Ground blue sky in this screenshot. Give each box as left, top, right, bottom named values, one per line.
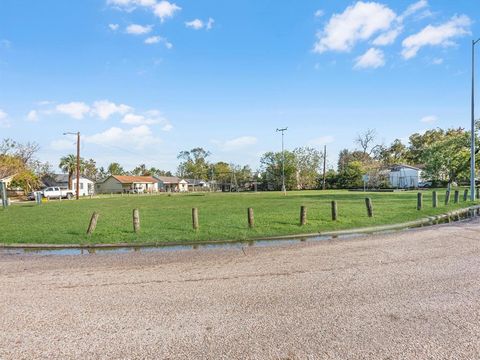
left=0, top=0, right=479, bottom=172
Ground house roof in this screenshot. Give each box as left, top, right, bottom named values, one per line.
left=390, top=164, right=422, bottom=171
left=42, top=174, right=95, bottom=186
left=112, top=175, right=157, bottom=184
left=0, top=174, right=16, bottom=182
left=154, top=176, right=180, bottom=184
left=186, top=179, right=208, bottom=185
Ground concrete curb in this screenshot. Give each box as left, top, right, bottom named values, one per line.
left=1, top=205, right=479, bottom=250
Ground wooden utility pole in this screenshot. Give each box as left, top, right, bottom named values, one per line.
left=322, top=145, right=327, bottom=190
left=76, top=132, right=80, bottom=200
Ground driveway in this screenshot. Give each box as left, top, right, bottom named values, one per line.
left=1, top=220, right=480, bottom=359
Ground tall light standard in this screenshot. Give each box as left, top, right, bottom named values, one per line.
left=471, top=38, right=480, bottom=201
left=276, top=127, right=288, bottom=195
left=63, top=131, right=80, bottom=200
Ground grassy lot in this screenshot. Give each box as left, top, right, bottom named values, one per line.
left=0, top=189, right=476, bottom=245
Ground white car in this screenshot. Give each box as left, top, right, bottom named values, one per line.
left=41, top=187, right=76, bottom=199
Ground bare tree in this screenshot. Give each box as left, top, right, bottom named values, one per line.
left=355, top=129, right=381, bottom=156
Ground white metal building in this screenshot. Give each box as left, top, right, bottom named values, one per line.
left=389, top=165, right=423, bottom=188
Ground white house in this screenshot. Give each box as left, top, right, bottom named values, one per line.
left=96, top=175, right=158, bottom=194
left=42, top=174, right=95, bottom=196
left=154, top=176, right=189, bottom=192
left=389, top=165, right=423, bottom=188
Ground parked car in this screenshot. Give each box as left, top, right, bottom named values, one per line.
left=418, top=181, right=433, bottom=188
left=27, top=190, right=42, bottom=201
left=40, top=187, right=76, bottom=199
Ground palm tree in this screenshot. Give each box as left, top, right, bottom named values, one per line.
left=59, top=154, right=77, bottom=189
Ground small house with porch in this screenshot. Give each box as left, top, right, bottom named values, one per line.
left=154, top=176, right=188, bottom=192
left=96, top=175, right=158, bottom=194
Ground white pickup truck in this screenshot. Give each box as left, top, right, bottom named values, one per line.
left=41, top=187, right=76, bottom=200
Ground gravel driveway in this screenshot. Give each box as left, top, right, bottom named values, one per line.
left=1, top=220, right=480, bottom=359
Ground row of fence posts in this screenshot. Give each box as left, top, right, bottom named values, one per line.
left=84, top=198, right=376, bottom=236
left=416, top=189, right=476, bottom=211
left=85, top=190, right=477, bottom=236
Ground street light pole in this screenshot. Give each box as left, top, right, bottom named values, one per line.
left=64, top=131, right=81, bottom=200
left=276, top=127, right=288, bottom=195
left=471, top=39, right=480, bottom=201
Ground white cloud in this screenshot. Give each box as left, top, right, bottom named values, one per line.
left=402, top=15, right=471, bottom=59
left=432, top=57, right=443, bottom=65
left=313, top=1, right=396, bottom=53
left=126, top=24, right=152, bottom=35
left=206, top=18, right=215, bottom=30
left=26, top=110, right=39, bottom=122
left=185, top=18, right=214, bottom=31
left=121, top=111, right=172, bottom=130
left=354, top=47, right=385, bottom=69
left=0, top=109, right=10, bottom=128
left=50, top=138, right=76, bottom=151
left=307, top=136, right=335, bottom=147
left=420, top=115, right=437, bottom=123
left=314, top=9, right=324, bottom=18
left=107, top=0, right=156, bottom=10
left=153, top=1, right=181, bottom=22
left=185, top=19, right=204, bottom=30
left=372, top=26, right=403, bottom=46
left=109, top=23, right=119, bottom=31
left=0, top=39, right=11, bottom=48
left=107, top=0, right=180, bottom=22
left=84, top=125, right=161, bottom=149
left=215, top=136, right=258, bottom=151
left=91, top=100, right=132, bottom=120
left=145, top=36, right=161, bottom=44
left=144, top=35, right=173, bottom=48
left=37, top=100, right=54, bottom=106
left=56, top=102, right=91, bottom=120
left=400, top=0, right=428, bottom=21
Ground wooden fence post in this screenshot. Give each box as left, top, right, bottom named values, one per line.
left=445, top=190, right=450, bottom=205
left=454, top=190, right=459, bottom=204
left=247, top=208, right=254, bottom=228
left=192, top=208, right=199, bottom=230
left=0, top=182, right=8, bottom=208
left=464, top=189, right=469, bottom=202
left=417, top=193, right=423, bottom=210
left=365, top=198, right=373, bottom=217
left=300, top=206, right=307, bottom=226
left=86, top=212, right=99, bottom=236
left=331, top=201, right=338, bottom=221
left=432, top=191, right=438, bottom=208
left=133, top=209, right=140, bottom=233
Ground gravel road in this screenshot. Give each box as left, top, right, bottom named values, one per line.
left=1, top=220, right=480, bottom=359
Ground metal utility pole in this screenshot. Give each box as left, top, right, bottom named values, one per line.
left=276, top=127, right=288, bottom=195
left=471, top=38, right=480, bottom=201
left=322, top=145, right=327, bottom=190
left=64, top=131, right=81, bottom=200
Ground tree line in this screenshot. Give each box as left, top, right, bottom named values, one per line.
left=1, top=124, right=478, bottom=192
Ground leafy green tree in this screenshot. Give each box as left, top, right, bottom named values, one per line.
left=293, top=147, right=322, bottom=190
left=260, top=150, right=297, bottom=190
left=212, top=162, right=231, bottom=184
left=107, top=162, right=125, bottom=176
left=378, top=139, right=408, bottom=166
left=420, top=128, right=472, bottom=184
left=59, top=154, right=84, bottom=189
left=337, top=161, right=365, bottom=188
left=177, top=147, right=211, bottom=179
left=82, top=159, right=98, bottom=180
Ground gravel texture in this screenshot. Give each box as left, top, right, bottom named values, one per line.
left=1, top=220, right=480, bottom=359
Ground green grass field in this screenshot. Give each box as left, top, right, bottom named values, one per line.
left=0, top=189, right=475, bottom=245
